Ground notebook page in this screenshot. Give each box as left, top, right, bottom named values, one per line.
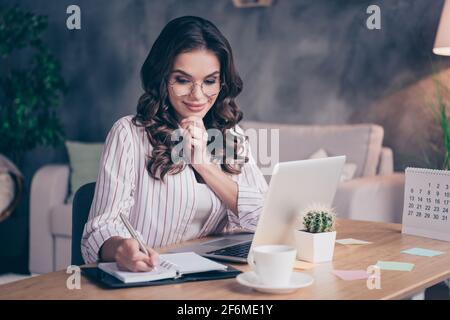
left=98, top=260, right=177, bottom=283
left=160, top=252, right=227, bottom=274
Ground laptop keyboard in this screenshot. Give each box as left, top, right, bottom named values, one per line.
left=206, top=241, right=251, bottom=258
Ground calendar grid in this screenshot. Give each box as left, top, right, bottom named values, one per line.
left=402, top=167, right=450, bottom=242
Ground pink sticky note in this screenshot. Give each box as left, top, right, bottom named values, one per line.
left=332, top=270, right=370, bottom=281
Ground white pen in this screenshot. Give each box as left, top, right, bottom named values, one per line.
left=119, top=212, right=157, bottom=270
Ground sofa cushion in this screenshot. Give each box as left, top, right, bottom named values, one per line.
left=309, top=148, right=357, bottom=182
left=0, top=173, right=14, bottom=221
left=0, top=154, right=23, bottom=223
left=50, top=204, right=73, bottom=237
left=65, top=141, right=103, bottom=203
left=240, top=121, right=384, bottom=178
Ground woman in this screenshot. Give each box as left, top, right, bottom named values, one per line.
left=81, top=16, right=268, bottom=272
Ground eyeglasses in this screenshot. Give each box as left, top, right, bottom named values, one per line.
left=168, top=76, right=224, bottom=98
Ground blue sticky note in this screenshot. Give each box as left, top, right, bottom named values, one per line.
left=376, top=261, right=415, bottom=271
left=401, top=248, right=444, bottom=257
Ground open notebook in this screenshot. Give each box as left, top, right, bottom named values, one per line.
left=98, top=252, right=228, bottom=284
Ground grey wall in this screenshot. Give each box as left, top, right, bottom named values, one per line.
left=4, top=0, right=450, bottom=182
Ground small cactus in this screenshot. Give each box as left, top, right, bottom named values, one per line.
left=299, top=204, right=336, bottom=233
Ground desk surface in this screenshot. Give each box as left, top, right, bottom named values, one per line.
left=2, top=219, right=450, bottom=300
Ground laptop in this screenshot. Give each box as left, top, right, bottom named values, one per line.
left=170, top=156, right=346, bottom=263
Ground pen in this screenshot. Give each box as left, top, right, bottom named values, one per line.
left=119, top=212, right=150, bottom=257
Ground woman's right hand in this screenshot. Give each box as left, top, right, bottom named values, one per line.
left=115, top=238, right=159, bottom=272
left=100, top=236, right=159, bottom=272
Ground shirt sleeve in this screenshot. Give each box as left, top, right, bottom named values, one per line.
left=81, top=119, right=136, bottom=264
left=224, top=125, right=269, bottom=232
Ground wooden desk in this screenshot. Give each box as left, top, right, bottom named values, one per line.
left=1, top=219, right=450, bottom=300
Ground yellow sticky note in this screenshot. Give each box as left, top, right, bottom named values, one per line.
left=336, top=238, right=371, bottom=245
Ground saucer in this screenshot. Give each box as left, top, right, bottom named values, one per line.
left=236, top=271, right=314, bottom=294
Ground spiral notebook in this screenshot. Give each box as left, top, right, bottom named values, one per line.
left=402, top=167, right=450, bottom=242
left=98, top=252, right=228, bottom=284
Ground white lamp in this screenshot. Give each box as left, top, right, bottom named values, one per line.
left=434, top=0, right=450, bottom=56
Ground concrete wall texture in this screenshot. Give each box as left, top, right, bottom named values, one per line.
left=3, top=0, right=450, bottom=178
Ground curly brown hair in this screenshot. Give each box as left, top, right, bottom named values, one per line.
left=132, top=16, right=248, bottom=181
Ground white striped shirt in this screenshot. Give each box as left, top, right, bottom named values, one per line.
left=184, top=182, right=213, bottom=239
left=81, top=115, right=268, bottom=264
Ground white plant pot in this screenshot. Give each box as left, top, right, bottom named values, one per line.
left=294, top=230, right=336, bottom=263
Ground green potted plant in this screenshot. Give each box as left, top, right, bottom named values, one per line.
left=294, top=204, right=337, bottom=263
left=431, top=77, right=450, bottom=170
left=0, top=5, right=66, bottom=166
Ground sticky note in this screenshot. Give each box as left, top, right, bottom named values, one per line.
left=332, top=270, right=369, bottom=281
left=336, top=238, right=372, bottom=245
left=401, top=248, right=444, bottom=257
left=376, top=261, right=414, bottom=271
left=294, top=260, right=315, bottom=270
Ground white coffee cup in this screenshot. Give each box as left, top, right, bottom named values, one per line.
left=247, top=245, right=297, bottom=287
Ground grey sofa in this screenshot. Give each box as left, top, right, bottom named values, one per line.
left=29, top=121, right=405, bottom=274
left=241, top=121, right=405, bottom=223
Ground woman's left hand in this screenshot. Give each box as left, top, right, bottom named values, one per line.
left=179, top=116, right=211, bottom=169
